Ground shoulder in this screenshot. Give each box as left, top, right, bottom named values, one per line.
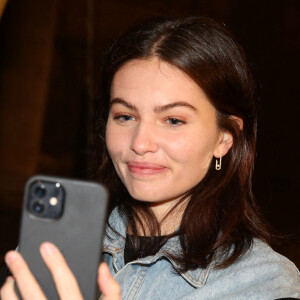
left=245, top=239, right=300, bottom=280
left=206, top=239, right=300, bottom=299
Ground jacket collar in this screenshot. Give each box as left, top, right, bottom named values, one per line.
left=102, top=208, right=212, bottom=288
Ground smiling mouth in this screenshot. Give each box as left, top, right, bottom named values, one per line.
left=127, top=162, right=167, bottom=175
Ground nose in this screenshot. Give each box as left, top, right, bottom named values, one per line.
left=130, top=122, right=159, bottom=155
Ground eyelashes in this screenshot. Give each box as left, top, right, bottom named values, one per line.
left=165, top=117, right=186, bottom=127
left=112, top=114, right=186, bottom=127
left=113, top=114, right=135, bottom=122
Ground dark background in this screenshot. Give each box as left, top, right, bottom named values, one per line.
left=0, top=0, right=299, bottom=267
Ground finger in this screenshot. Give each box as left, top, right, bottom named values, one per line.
left=98, top=262, right=121, bottom=300
left=0, top=276, right=19, bottom=300
left=4, top=251, right=46, bottom=300
left=40, top=242, right=83, bottom=300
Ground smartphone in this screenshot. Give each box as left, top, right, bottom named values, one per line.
left=18, top=175, right=108, bottom=300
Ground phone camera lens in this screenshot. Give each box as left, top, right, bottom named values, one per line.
left=34, top=185, right=46, bottom=198
left=32, top=202, right=44, bottom=214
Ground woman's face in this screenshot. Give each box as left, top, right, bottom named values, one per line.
left=106, top=58, right=231, bottom=215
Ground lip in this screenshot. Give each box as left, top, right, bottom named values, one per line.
left=127, top=161, right=168, bottom=175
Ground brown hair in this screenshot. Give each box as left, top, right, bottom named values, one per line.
left=92, top=16, right=270, bottom=271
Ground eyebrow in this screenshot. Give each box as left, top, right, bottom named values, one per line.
left=110, top=98, right=138, bottom=111
left=110, top=98, right=197, bottom=113
left=154, top=101, right=197, bottom=113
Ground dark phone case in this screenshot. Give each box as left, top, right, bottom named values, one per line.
left=18, top=175, right=108, bottom=300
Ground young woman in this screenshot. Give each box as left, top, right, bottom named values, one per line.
left=1, top=16, right=300, bottom=300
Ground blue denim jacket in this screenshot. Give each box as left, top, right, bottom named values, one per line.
left=102, top=209, right=300, bottom=299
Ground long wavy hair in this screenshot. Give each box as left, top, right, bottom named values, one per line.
left=92, top=16, right=270, bottom=271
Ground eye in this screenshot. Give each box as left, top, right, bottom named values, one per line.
left=166, top=117, right=185, bottom=127
left=113, top=114, right=135, bottom=123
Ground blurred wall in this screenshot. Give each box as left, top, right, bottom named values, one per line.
left=0, top=0, right=299, bottom=266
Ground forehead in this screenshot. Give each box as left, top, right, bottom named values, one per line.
left=112, top=58, right=191, bottom=89
left=110, top=58, right=211, bottom=109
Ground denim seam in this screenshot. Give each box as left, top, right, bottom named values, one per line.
left=114, top=264, right=148, bottom=300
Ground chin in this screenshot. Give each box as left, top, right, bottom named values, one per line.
left=127, top=189, right=164, bottom=203
left=130, top=193, right=161, bottom=203
left=129, top=188, right=181, bottom=205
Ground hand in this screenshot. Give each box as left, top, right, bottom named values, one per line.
left=0, top=242, right=121, bottom=300
left=98, top=263, right=121, bottom=300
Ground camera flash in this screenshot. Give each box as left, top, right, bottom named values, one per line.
left=49, top=197, right=58, bottom=206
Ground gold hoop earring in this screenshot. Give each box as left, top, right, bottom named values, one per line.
left=215, top=156, right=222, bottom=170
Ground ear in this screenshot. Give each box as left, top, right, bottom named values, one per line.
left=213, top=130, right=233, bottom=158
left=231, top=115, right=243, bottom=131
left=213, top=116, right=243, bottom=158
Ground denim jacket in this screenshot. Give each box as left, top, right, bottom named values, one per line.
left=102, top=208, right=300, bottom=299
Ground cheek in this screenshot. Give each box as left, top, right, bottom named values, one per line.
left=105, top=127, right=124, bottom=178
left=105, top=124, right=120, bottom=159
left=165, top=130, right=216, bottom=169
left=105, top=126, right=113, bottom=154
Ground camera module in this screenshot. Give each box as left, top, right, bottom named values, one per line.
left=28, top=180, right=64, bottom=219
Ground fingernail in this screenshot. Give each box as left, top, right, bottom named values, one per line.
left=40, top=242, right=55, bottom=256
left=5, top=252, right=17, bottom=265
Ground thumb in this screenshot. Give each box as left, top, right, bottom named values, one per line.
left=98, top=263, right=121, bottom=300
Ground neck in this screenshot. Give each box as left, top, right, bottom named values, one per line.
left=130, top=196, right=189, bottom=236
